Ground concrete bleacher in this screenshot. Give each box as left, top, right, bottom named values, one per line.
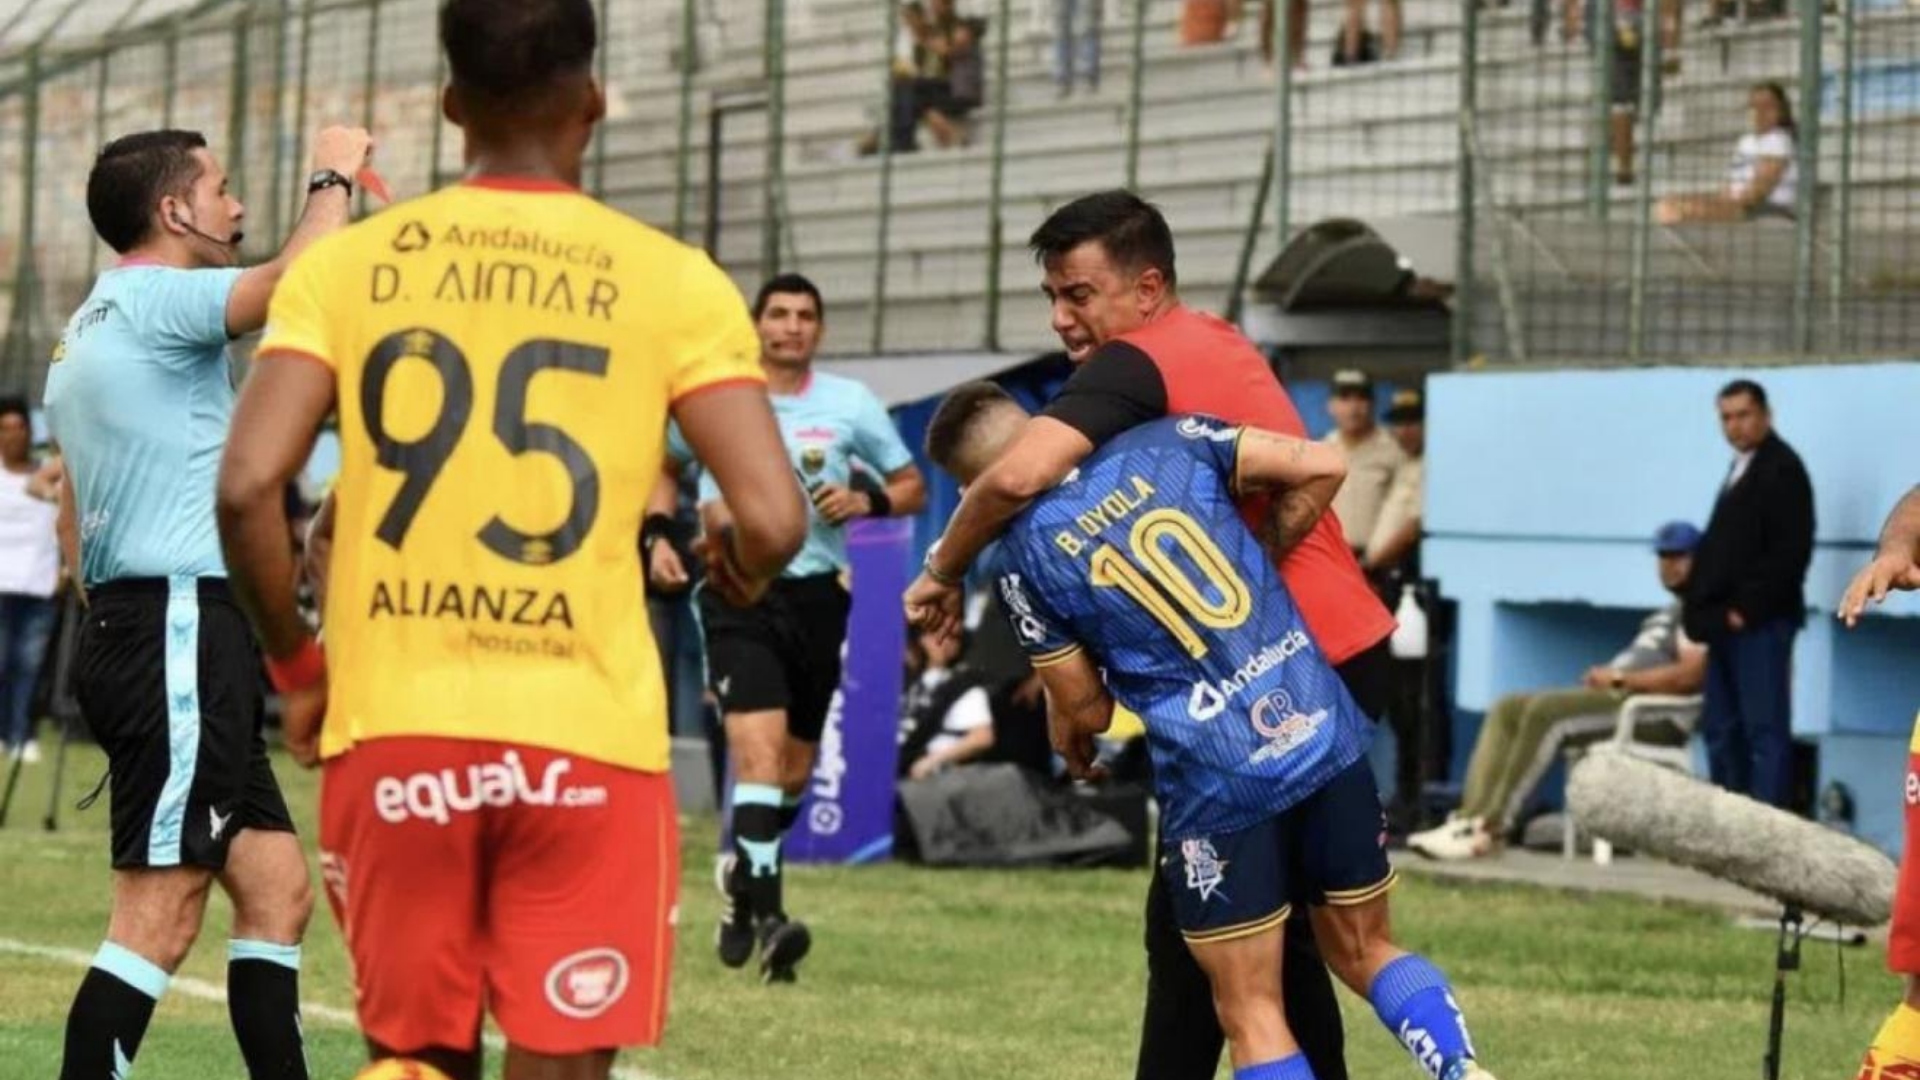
left=592, top=0, right=1920, bottom=356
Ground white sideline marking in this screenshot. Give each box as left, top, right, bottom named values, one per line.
left=0, top=937, right=668, bottom=1080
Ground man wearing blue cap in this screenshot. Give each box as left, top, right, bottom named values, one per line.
left=1409, top=522, right=1707, bottom=860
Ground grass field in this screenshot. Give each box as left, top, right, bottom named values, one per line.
left=0, top=743, right=1887, bottom=1079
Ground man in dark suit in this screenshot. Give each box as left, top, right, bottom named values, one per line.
left=1683, top=379, right=1814, bottom=807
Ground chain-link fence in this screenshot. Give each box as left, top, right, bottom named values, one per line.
left=0, top=0, right=1915, bottom=396
left=1460, top=0, right=1920, bottom=362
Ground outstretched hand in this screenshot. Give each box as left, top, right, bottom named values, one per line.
left=1839, top=553, right=1920, bottom=627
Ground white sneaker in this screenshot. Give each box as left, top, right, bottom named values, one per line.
left=1409, top=816, right=1487, bottom=861
left=1405, top=813, right=1466, bottom=853
left=20, top=740, right=40, bottom=764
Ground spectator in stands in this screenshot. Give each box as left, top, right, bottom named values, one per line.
left=1053, top=0, right=1100, bottom=98
left=0, top=395, right=61, bottom=763
left=1337, top=0, right=1400, bottom=65
left=1562, top=0, right=1679, bottom=183
left=1322, top=369, right=1408, bottom=565
left=924, top=17, right=986, bottom=148
left=1182, top=0, right=1304, bottom=71
left=1606, top=0, right=1646, bottom=185
left=1408, top=522, right=1707, bottom=860
left=1684, top=378, right=1813, bottom=808
left=898, top=627, right=996, bottom=779
left=1657, top=82, right=1798, bottom=224
left=873, top=0, right=980, bottom=152
left=1181, top=0, right=1234, bottom=44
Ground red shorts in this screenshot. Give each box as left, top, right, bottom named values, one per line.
left=1891, top=730, right=1920, bottom=973
left=319, top=737, right=679, bottom=1055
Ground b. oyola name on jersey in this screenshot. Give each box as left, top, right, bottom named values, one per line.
left=1054, top=474, right=1157, bottom=556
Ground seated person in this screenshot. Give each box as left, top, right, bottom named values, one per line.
left=1656, top=82, right=1798, bottom=224
left=963, top=584, right=1061, bottom=773
left=922, top=18, right=984, bottom=149
left=1409, top=521, right=1707, bottom=861
left=898, top=627, right=996, bottom=779
left=877, top=0, right=962, bottom=153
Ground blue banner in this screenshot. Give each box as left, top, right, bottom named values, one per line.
left=785, top=517, right=911, bottom=864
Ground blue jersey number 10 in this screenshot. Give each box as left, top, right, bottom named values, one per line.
left=1087, top=508, right=1253, bottom=659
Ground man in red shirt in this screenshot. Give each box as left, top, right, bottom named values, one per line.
left=904, top=190, right=1395, bottom=1080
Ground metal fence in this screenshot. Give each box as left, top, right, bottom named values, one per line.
left=1458, top=0, right=1920, bottom=363
left=0, top=0, right=1915, bottom=395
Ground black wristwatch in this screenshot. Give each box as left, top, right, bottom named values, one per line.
left=307, top=169, right=353, bottom=198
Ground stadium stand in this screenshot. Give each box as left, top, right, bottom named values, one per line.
left=0, top=0, right=1915, bottom=382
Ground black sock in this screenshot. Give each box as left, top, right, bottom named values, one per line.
left=228, top=940, right=309, bottom=1080
left=61, top=942, right=169, bottom=1080
left=732, top=783, right=786, bottom=923
left=779, top=793, right=803, bottom=835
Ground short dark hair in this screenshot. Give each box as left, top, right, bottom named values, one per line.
left=0, top=394, right=28, bottom=426
left=924, top=381, right=1016, bottom=472
left=1028, top=189, right=1177, bottom=286
left=1719, top=379, right=1769, bottom=409
left=440, top=0, right=597, bottom=104
left=87, top=130, right=208, bottom=254
left=753, top=273, right=826, bottom=321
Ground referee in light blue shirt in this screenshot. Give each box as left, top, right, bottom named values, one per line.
left=649, top=273, right=928, bottom=985
left=43, top=123, right=370, bottom=1080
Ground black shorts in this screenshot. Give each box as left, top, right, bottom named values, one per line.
left=1610, top=35, right=1644, bottom=109
left=1162, top=759, right=1396, bottom=943
left=76, top=578, right=295, bottom=871
left=697, top=573, right=851, bottom=743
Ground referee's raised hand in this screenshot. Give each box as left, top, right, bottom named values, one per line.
left=310, top=124, right=376, bottom=182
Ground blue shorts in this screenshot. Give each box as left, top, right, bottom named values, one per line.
left=1161, top=759, right=1397, bottom=944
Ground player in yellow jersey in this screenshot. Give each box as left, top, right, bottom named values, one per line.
left=213, top=2, right=806, bottom=1078
left=1841, top=486, right=1920, bottom=1078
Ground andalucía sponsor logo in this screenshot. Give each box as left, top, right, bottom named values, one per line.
left=1187, top=629, right=1313, bottom=720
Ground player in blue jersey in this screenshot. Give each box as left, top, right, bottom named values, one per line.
left=924, top=382, right=1496, bottom=1080
left=648, top=273, right=927, bottom=983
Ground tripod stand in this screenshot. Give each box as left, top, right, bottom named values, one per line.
left=1761, top=905, right=1806, bottom=1080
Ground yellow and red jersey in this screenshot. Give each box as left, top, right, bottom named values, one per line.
left=259, top=177, right=764, bottom=771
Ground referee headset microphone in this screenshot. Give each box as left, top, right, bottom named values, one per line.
left=168, top=206, right=243, bottom=251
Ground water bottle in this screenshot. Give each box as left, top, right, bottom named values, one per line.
left=1390, top=583, right=1428, bottom=660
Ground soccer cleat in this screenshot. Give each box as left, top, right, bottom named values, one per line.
left=1408, top=816, right=1490, bottom=861
left=714, top=854, right=756, bottom=969
left=758, top=917, right=811, bottom=985
left=1444, top=1062, right=1497, bottom=1080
